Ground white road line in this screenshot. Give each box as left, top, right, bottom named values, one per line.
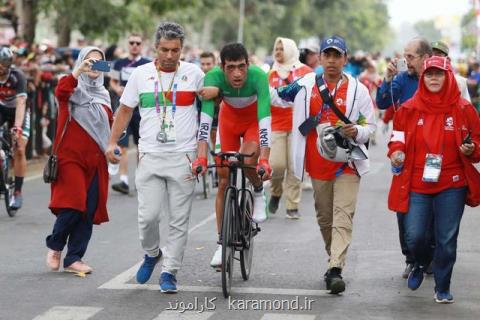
left=187, top=213, right=216, bottom=234
left=99, top=210, right=329, bottom=296
left=25, top=173, right=43, bottom=182
left=33, top=306, right=102, bottom=320
left=101, top=282, right=329, bottom=297
left=367, top=162, right=385, bottom=176
left=261, top=314, right=316, bottom=320
left=99, top=213, right=216, bottom=290
left=152, top=311, right=214, bottom=320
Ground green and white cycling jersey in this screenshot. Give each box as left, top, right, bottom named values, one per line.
left=198, top=65, right=272, bottom=148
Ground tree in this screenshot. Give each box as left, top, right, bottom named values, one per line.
left=17, top=0, right=195, bottom=46
left=413, top=20, right=442, bottom=41
left=460, top=8, right=477, bottom=52
left=164, top=0, right=391, bottom=53
left=20, top=0, right=38, bottom=44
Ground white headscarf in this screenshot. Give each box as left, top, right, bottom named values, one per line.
left=69, top=46, right=111, bottom=152
left=271, top=37, right=303, bottom=79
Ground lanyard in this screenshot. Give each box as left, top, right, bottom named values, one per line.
left=321, top=75, right=343, bottom=122
left=154, top=69, right=177, bottom=127
left=421, top=113, right=446, bottom=154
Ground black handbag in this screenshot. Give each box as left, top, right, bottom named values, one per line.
left=43, top=115, right=70, bottom=183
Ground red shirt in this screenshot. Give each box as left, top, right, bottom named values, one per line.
left=305, top=78, right=356, bottom=180
left=410, top=113, right=466, bottom=193
left=269, top=65, right=312, bottom=132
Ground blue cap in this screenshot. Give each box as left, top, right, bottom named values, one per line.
left=320, top=36, right=347, bottom=55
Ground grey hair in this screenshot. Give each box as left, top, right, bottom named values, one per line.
left=155, top=22, right=185, bottom=46
left=412, top=37, right=432, bottom=57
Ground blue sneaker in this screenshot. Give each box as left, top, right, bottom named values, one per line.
left=136, top=253, right=161, bottom=284
left=160, top=272, right=177, bottom=293
left=407, top=266, right=424, bottom=290
left=9, top=192, right=23, bottom=210
left=435, top=291, right=454, bottom=304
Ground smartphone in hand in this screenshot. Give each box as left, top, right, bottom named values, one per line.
left=463, top=132, right=472, bottom=145
left=396, top=58, right=408, bottom=72
left=91, top=60, right=111, bottom=72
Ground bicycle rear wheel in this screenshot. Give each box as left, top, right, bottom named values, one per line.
left=221, top=188, right=235, bottom=298
left=240, top=189, right=254, bottom=280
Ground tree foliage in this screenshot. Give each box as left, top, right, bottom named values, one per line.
left=21, top=0, right=391, bottom=52
left=164, top=0, right=391, bottom=53
left=413, top=20, right=442, bottom=42
left=36, top=0, right=194, bottom=45
left=460, top=8, right=477, bottom=52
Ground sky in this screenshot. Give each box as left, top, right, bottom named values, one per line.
left=387, top=0, right=471, bottom=29
left=386, top=0, right=473, bottom=56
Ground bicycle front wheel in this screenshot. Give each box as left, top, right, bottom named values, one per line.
left=240, top=189, right=254, bottom=280
left=221, top=188, right=235, bottom=298
left=1, top=157, right=15, bottom=217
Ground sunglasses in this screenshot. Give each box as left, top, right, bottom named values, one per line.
left=129, top=41, right=142, bottom=46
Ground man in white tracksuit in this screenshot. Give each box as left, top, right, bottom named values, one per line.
left=106, top=22, right=204, bottom=293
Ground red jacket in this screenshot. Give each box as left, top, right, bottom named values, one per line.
left=49, top=74, right=112, bottom=224
left=269, top=65, right=312, bottom=132
left=387, top=99, right=480, bottom=213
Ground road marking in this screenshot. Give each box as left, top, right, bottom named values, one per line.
left=261, top=314, right=316, bottom=320
left=152, top=311, right=214, bottom=320
left=25, top=173, right=43, bottom=182
left=99, top=210, right=329, bottom=296
left=33, top=306, right=102, bottom=320
left=101, top=277, right=328, bottom=296
left=187, top=213, right=216, bottom=234
left=367, top=162, right=385, bottom=176
left=99, top=212, right=216, bottom=290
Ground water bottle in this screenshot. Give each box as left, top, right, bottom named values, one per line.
left=108, top=148, right=121, bottom=175
left=391, top=151, right=405, bottom=176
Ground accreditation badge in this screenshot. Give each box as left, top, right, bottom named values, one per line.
left=157, top=106, right=176, bottom=144
left=422, top=153, right=442, bottom=182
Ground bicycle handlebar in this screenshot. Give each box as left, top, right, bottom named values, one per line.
left=258, top=167, right=265, bottom=178
left=210, top=150, right=256, bottom=160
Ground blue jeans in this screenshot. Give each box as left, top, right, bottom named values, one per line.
left=46, top=173, right=99, bottom=267
left=404, top=187, right=467, bottom=292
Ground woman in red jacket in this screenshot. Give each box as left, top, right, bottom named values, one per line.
left=387, top=56, right=480, bottom=304
left=45, top=47, right=113, bottom=274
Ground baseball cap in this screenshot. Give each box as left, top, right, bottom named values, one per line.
left=431, top=41, right=449, bottom=56
left=423, top=56, right=451, bottom=72
left=301, top=43, right=320, bottom=54
left=320, top=36, right=347, bottom=55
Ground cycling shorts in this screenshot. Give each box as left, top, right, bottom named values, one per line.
left=0, top=107, right=31, bottom=140
left=218, top=101, right=259, bottom=152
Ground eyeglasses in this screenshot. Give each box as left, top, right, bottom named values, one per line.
left=129, top=41, right=142, bottom=46
left=404, top=54, right=419, bottom=61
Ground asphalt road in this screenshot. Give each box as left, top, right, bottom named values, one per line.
left=1, top=132, right=479, bottom=320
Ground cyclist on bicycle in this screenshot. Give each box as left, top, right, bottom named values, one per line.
left=193, top=43, right=272, bottom=268
left=0, top=47, right=29, bottom=210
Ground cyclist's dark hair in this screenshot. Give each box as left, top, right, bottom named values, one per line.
left=220, top=43, right=249, bottom=65
left=200, top=51, right=215, bottom=60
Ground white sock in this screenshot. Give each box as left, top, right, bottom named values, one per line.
left=120, top=175, right=129, bottom=185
